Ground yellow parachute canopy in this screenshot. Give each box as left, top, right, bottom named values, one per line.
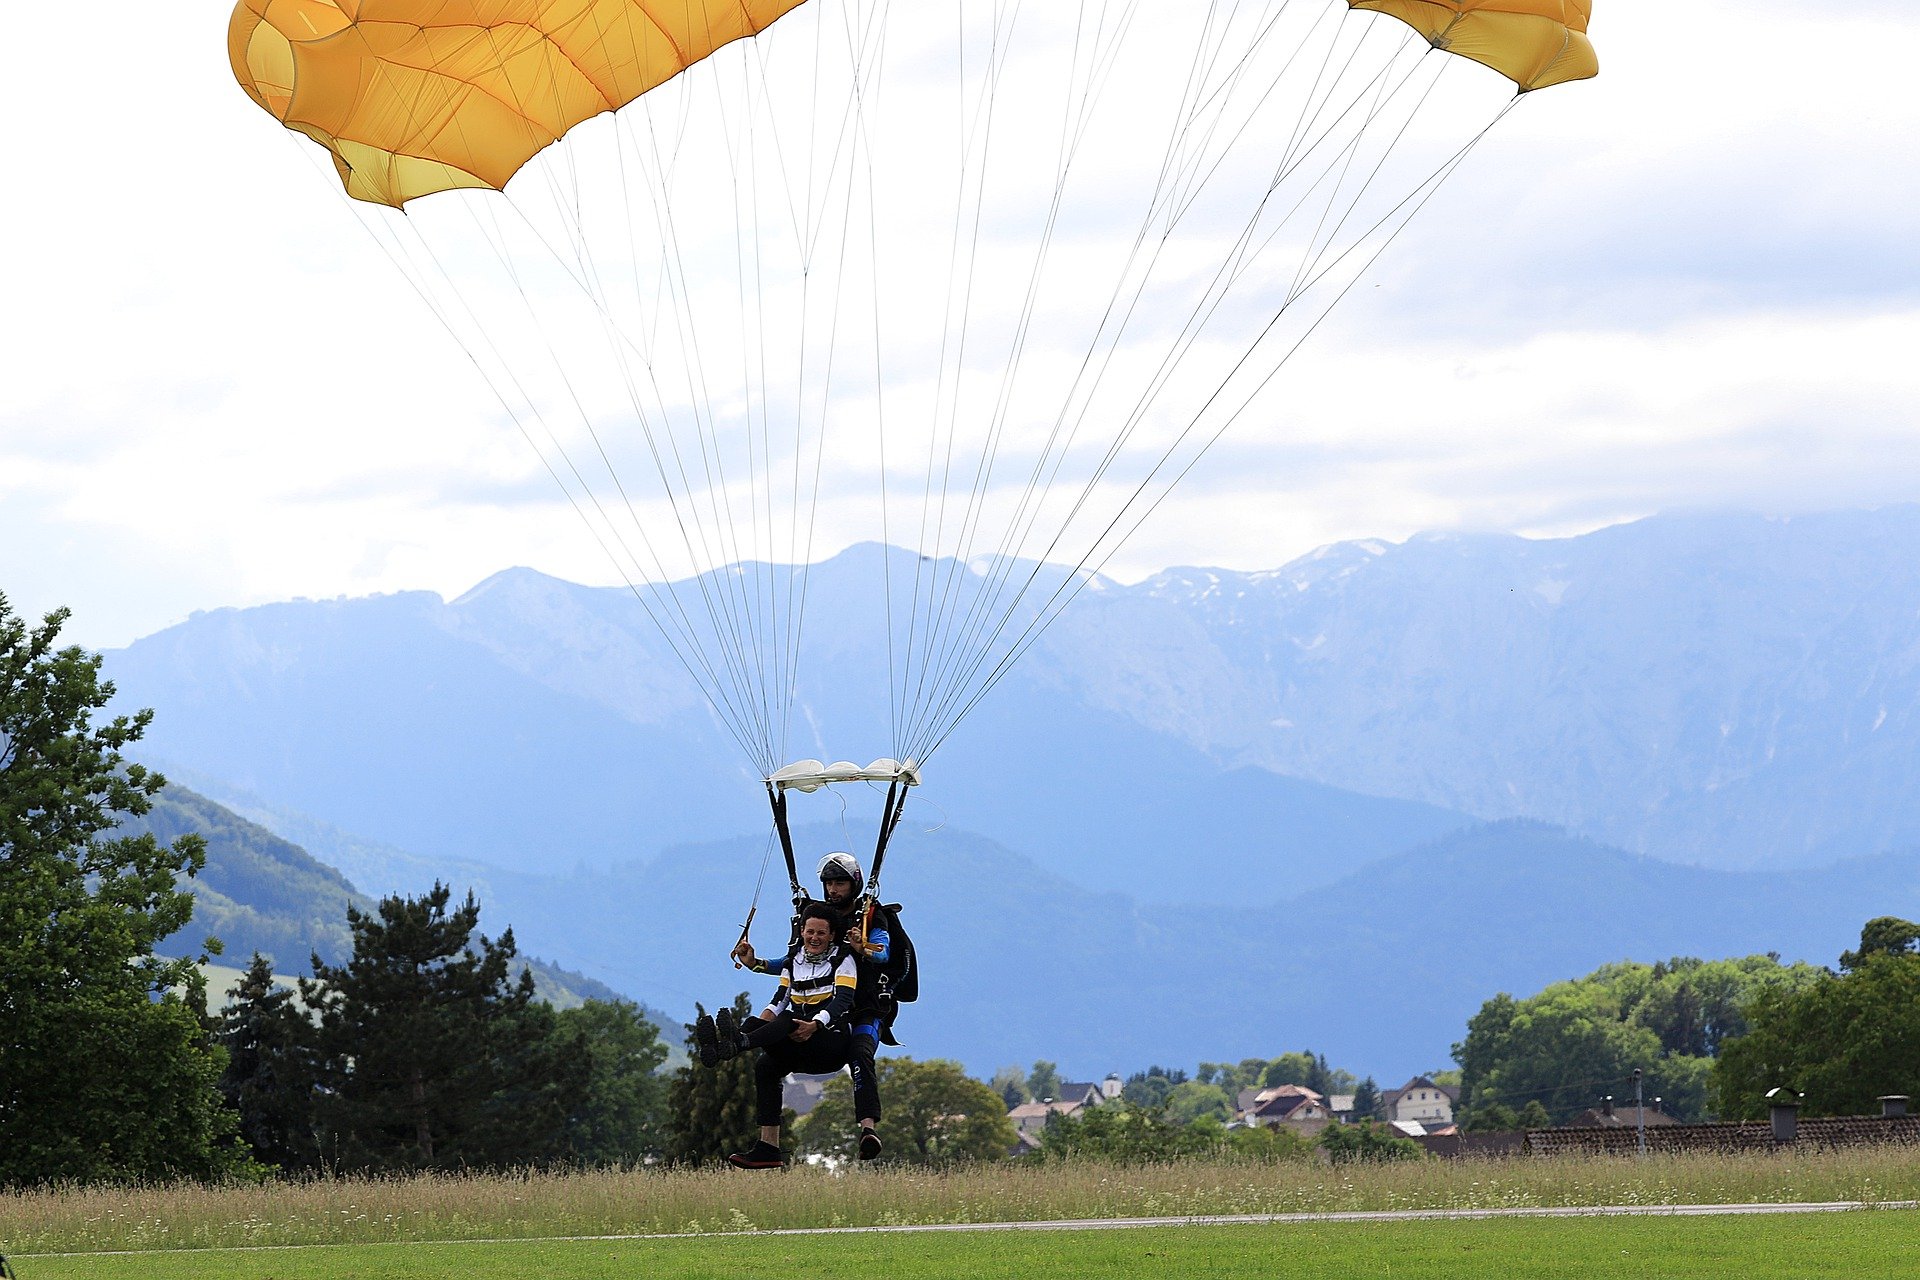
left=1349, top=1, right=1597, bottom=92
left=228, top=0, right=811, bottom=208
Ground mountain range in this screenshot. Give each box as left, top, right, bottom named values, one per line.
left=98, top=507, right=1920, bottom=1078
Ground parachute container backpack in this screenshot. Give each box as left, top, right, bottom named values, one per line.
left=229, top=1, right=1598, bottom=918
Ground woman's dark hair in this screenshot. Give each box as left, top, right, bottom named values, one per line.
left=798, top=901, right=841, bottom=931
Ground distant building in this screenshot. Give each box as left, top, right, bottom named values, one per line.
left=1006, top=1074, right=1118, bottom=1151
left=1529, top=1093, right=1920, bottom=1158
left=1381, top=1077, right=1457, bottom=1128
left=1564, top=1096, right=1679, bottom=1129
left=1238, top=1084, right=1333, bottom=1135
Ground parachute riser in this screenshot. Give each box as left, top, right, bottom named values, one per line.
left=866, top=778, right=912, bottom=906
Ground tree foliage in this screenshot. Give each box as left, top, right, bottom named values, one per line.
left=1838, top=916, right=1920, bottom=972
left=220, top=930, right=668, bottom=1174
left=989, top=1064, right=1031, bottom=1110
left=1319, top=1119, right=1423, bottom=1163
left=1453, top=954, right=1823, bottom=1124
left=1713, top=919, right=1920, bottom=1119
left=1026, top=1060, right=1062, bottom=1103
left=1196, top=1058, right=1272, bottom=1097
left=555, top=999, right=671, bottom=1163
left=1163, top=1081, right=1234, bottom=1125
left=0, top=595, right=245, bottom=1186
left=1035, top=1100, right=1213, bottom=1163
left=217, top=953, right=319, bottom=1170
left=798, top=1057, right=1016, bottom=1164
left=1120, top=1065, right=1187, bottom=1109
left=298, top=884, right=587, bottom=1172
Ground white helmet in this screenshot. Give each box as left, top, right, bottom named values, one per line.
left=817, top=851, right=865, bottom=898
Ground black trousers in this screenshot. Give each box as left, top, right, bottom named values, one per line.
left=847, top=1017, right=882, bottom=1123
left=751, top=1021, right=852, bottom=1128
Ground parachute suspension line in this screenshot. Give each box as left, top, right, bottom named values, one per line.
left=898, top=0, right=1276, bottom=762
left=893, top=0, right=1006, bottom=758
left=785, top=0, right=886, bottom=764
left=900, top=0, right=1272, bottom=758
left=918, top=93, right=1522, bottom=762
left=897, top=10, right=1498, bottom=764
left=899, top=0, right=1136, bottom=742
left=900, top=0, right=1230, bottom=759
left=450, top=57, right=784, bottom=769
left=899, top=0, right=1134, bottom=761
left=849, top=0, right=903, bottom=756
left=735, top=825, right=781, bottom=965
left=918, top=18, right=1422, bottom=763
left=284, top=130, right=778, bottom=770
left=592, top=98, right=784, bottom=768
left=633, top=89, right=785, bottom=766
left=790, top=0, right=898, bottom=756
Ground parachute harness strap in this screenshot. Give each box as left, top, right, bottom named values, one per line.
left=765, top=782, right=809, bottom=948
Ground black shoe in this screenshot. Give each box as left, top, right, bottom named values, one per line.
left=727, top=1140, right=786, bottom=1170
left=859, top=1129, right=883, bottom=1161
left=694, top=1013, right=719, bottom=1068
left=715, top=1007, right=741, bottom=1060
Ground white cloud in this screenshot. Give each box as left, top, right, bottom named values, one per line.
left=3, top=3, right=1918, bottom=648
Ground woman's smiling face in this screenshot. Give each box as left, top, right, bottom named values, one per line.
left=800, top=915, right=835, bottom=954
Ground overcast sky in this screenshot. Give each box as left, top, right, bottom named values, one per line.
left=4, top=2, right=1917, bottom=650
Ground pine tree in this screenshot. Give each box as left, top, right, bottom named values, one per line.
left=665, top=993, right=767, bottom=1163
left=302, top=883, right=584, bottom=1172
left=1352, top=1076, right=1381, bottom=1120
left=216, top=953, right=320, bottom=1170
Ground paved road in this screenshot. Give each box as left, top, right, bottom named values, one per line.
left=710, top=1199, right=1919, bottom=1238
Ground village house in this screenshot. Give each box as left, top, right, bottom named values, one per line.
left=1006, top=1075, right=1123, bottom=1151
left=1381, top=1076, right=1457, bottom=1129
left=1235, top=1084, right=1334, bottom=1136
left=1565, top=1095, right=1680, bottom=1129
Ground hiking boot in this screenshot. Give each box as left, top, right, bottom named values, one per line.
left=694, top=1013, right=720, bottom=1068
left=727, top=1141, right=786, bottom=1170
left=858, top=1129, right=883, bottom=1161
left=715, top=1007, right=742, bottom=1060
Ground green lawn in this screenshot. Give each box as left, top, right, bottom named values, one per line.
left=12, top=1209, right=1917, bottom=1280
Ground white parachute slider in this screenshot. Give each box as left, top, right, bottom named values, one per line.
left=768, top=758, right=922, bottom=793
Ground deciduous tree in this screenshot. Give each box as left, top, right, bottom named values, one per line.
left=1454, top=955, right=1822, bottom=1123
left=556, top=999, right=671, bottom=1164
left=0, top=595, right=243, bottom=1185
left=798, top=1057, right=1015, bottom=1164
left=1713, top=920, right=1920, bottom=1119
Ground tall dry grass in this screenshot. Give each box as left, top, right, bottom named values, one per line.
left=3, top=1147, right=1917, bottom=1255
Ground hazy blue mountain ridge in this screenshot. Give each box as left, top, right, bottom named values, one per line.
left=1032, top=508, right=1920, bottom=866
left=125, top=781, right=634, bottom=1011
left=109, top=556, right=1473, bottom=900
left=193, top=810, right=1915, bottom=1083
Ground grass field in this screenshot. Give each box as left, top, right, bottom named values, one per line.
left=8, top=1146, right=1919, bottom=1255
left=10, top=1210, right=1919, bottom=1279
left=3, top=1147, right=1917, bottom=1275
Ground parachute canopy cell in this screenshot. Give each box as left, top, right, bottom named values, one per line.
left=227, top=0, right=811, bottom=208
left=1349, top=1, right=1598, bottom=91
left=770, top=759, right=922, bottom=794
